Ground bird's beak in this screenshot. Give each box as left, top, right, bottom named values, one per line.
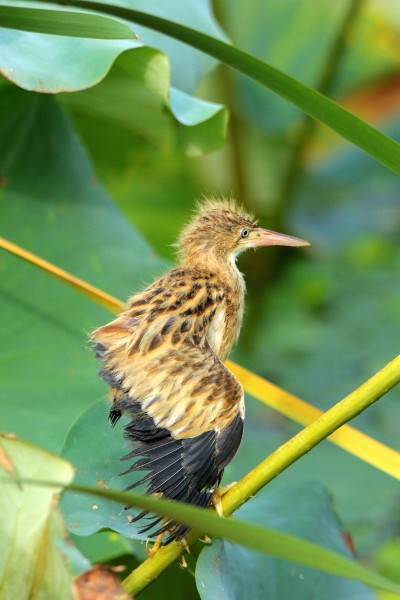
left=245, top=228, right=310, bottom=248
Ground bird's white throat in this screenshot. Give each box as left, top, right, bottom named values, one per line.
left=207, top=304, right=226, bottom=356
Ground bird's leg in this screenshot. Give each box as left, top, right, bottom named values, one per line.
left=146, top=533, right=165, bottom=557
left=180, top=537, right=191, bottom=554
left=146, top=521, right=188, bottom=558
left=211, top=481, right=237, bottom=517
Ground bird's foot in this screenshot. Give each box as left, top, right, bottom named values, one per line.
left=180, top=555, right=188, bottom=569
left=146, top=532, right=165, bottom=557
left=198, top=534, right=212, bottom=545
left=211, top=481, right=237, bottom=517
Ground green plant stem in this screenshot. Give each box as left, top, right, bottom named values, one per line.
left=31, top=0, right=400, bottom=175
left=123, top=353, right=400, bottom=596
left=223, top=352, right=400, bottom=514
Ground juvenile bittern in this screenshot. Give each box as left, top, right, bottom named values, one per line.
left=91, top=198, right=309, bottom=544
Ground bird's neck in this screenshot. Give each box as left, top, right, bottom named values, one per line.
left=183, top=255, right=245, bottom=360
left=182, top=254, right=244, bottom=290
left=219, top=257, right=246, bottom=360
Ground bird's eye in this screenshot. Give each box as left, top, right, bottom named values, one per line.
left=240, top=228, right=250, bottom=238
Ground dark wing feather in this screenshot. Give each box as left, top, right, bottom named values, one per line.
left=121, top=400, right=243, bottom=542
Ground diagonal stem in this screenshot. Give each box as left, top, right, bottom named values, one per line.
left=0, top=237, right=122, bottom=313
left=227, top=360, right=400, bottom=480
left=223, top=353, right=400, bottom=514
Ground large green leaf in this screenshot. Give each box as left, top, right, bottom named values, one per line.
left=196, top=482, right=377, bottom=600
left=0, top=1, right=226, bottom=155
left=61, top=400, right=148, bottom=538
left=91, top=0, right=228, bottom=95
left=49, top=0, right=400, bottom=175
left=61, top=47, right=227, bottom=156
left=0, top=435, right=75, bottom=600
left=0, top=0, right=226, bottom=93
left=0, top=86, right=166, bottom=451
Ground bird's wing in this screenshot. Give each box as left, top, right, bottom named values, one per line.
left=95, top=331, right=244, bottom=539
left=91, top=268, right=243, bottom=438
left=99, top=338, right=244, bottom=542
left=91, top=269, right=244, bottom=541
left=92, top=267, right=224, bottom=354
left=117, top=338, right=243, bottom=437
left=121, top=403, right=244, bottom=542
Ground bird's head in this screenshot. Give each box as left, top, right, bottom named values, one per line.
left=176, top=198, right=309, bottom=268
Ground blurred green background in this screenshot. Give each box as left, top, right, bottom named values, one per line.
left=1, top=0, right=399, bottom=595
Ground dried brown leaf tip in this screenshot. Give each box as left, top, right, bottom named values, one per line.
left=0, top=434, right=17, bottom=476
left=74, top=564, right=132, bottom=600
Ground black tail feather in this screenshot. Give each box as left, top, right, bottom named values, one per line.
left=109, top=408, right=122, bottom=427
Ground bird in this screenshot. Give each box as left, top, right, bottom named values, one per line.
left=91, top=198, right=309, bottom=546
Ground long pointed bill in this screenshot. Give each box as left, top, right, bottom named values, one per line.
left=246, top=227, right=310, bottom=248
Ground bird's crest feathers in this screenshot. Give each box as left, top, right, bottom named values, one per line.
left=193, top=196, right=255, bottom=223
left=176, top=197, right=256, bottom=265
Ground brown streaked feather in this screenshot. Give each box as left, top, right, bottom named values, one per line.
left=91, top=269, right=244, bottom=439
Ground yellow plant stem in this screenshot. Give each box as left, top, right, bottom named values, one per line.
left=224, top=353, right=400, bottom=514
left=1, top=236, right=399, bottom=479
left=0, top=237, right=122, bottom=314
left=123, top=353, right=400, bottom=596
left=227, top=360, right=400, bottom=480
